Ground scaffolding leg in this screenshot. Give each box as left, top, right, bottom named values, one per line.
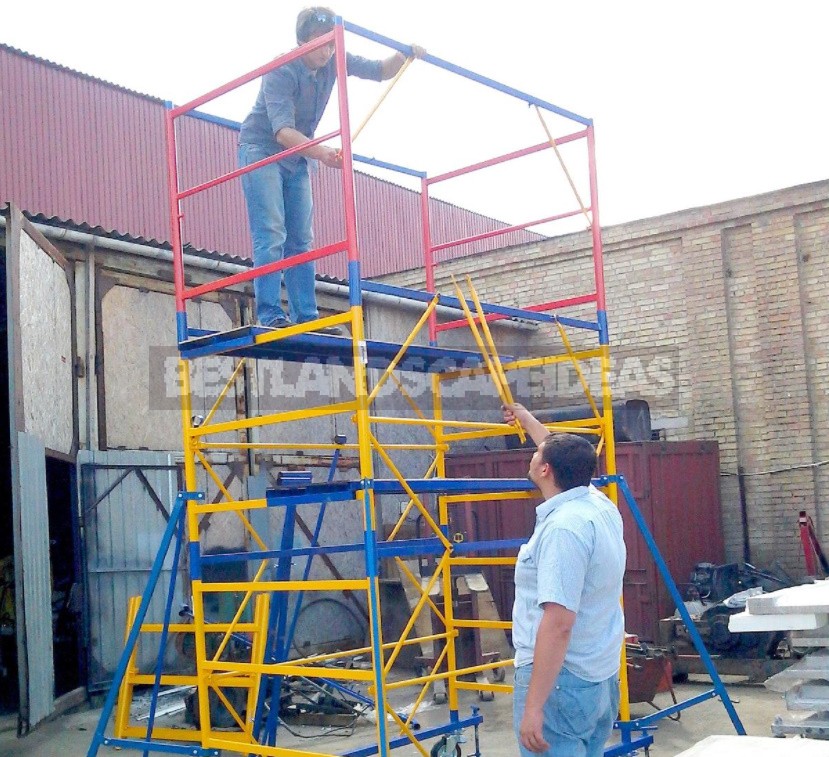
left=607, top=475, right=746, bottom=737
left=143, top=504, right=187, bottom=756
left=87, top=493, right=195, bottom=757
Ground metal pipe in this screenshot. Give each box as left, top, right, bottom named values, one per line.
left=0, top=215, right=533, bottom=329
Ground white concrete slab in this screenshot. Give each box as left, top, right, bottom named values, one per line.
left=747, top=582, right=829, bottom=615
left=728, top=610, right=828, bottom=632
left=674, top=734, right=829, bottom=756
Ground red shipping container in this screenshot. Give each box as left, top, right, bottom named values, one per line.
left=445, top=441, right=725, bottom=642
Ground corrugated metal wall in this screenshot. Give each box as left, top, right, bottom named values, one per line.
left=0, top=44, right=539, bottom=278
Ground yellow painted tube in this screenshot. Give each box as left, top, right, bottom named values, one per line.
left=189, top=400, right=357, bottom=438
left=466, top=275, right=526, bottom=443
left=202, top=358, right=246, bottom=428
left=367, top=295, right=439, bottom=403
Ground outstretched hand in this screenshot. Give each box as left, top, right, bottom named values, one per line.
left=502, top=402, right=530, bottom=427
left=408, top=44, right=427, bottom=60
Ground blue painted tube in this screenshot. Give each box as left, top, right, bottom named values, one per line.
left=603, top=734, right=654, bottom=757
left=608, top=475, right=746, bottom=736
left=451, top=537, right=528, bottom=554
left=597, top=310, right=610, bottom=345
left=348, top=260, right=362, bottom=308
left=284, top=449, right=342, bottom=657
left=362, top=516, right=389, bottom=751
left=627, top=689, right=718, bottom=728
left=87, top=497, right=186, bottom=757
left=200, top=541, right=365, bottom=565
left=175, top=311, right=188, bottom=344
left=354, top=153, right=426, bottom=178
left=341, top=712, right=483, bottom=757
left=143, top=505, right=187, bottom=754
left=343, top=21, right=591, bottom=127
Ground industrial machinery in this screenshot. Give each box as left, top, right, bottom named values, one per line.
left=659, top=561, right=799, bottom=681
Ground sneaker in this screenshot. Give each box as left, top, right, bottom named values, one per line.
left=311, top=324, right=343, bottom=336
left=261, top=316, right=293, bottom=329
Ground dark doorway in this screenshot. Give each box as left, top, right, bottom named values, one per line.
left=46, top=456, right=83, bottom=697
left=0, top=250, right=16, bottom=714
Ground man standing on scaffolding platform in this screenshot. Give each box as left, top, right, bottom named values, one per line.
left=503, top=403, right=626, bottom=757
left=238, top=6, right=424, bottom=335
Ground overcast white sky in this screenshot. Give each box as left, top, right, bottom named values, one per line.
left=4, top=1, right=828, bottom=232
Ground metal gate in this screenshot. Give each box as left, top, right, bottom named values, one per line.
left=79, top=450, right=182, bottom=691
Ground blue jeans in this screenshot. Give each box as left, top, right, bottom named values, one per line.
left=513, top=666, right=619, bottom=757
left=238, top=143, right=318, bottom=324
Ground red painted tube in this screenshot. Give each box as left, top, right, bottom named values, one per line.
left=182, top=240, right=348, bottom=301
left=333, top=24, right=360, bottom=268
left=427, top=130, right=587, bottom=186
left=170, top=31, right=337, bottom=119
left=420, top=176, right=437, bottom=343
left=431, top=208, right=587, bottom=255
left=177, top=131, right=339, bottom=202
left=436, top=293, right=598, bottom=332
left=165, top=111, right=186, bottom=314
left=587, top=126, right=606, bottom=314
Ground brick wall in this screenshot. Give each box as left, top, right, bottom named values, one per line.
left=378, top=180, right=829, bottom=571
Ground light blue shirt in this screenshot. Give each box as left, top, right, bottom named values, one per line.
left=512, top=484, right=626, bottom=681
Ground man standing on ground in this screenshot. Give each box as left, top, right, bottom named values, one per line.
left=238, top=6, right=424, bottom=334
left=503, top=402, right=626, bottom=756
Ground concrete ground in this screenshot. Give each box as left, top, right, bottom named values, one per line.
left=0, top=676, right=794, bottom=757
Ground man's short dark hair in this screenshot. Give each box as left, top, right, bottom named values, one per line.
left=296, top=6, right=336, bottom=43
left=539, top=433, right=597, bottom=491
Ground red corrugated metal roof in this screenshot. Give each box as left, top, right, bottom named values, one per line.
left=0, top=43, right=541, bottom=278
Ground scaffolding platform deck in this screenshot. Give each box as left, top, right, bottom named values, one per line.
left=265, top=477, right=536, bottom=507
left=180, top=324, right=506, bottom=372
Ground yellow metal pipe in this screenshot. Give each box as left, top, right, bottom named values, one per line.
left=466, top=275, right=526, bottom=443
left=534, top=105, right=592, bottom=226
left=204, top=660, right=375, bottom=681
left=388, top=372, right=442, bottom=443
left=192, top=498, right=268, bottom=515
left=206, top=735, right=334, bottom=757
left=385, top=657, right=509, bottom=690
left=209, top=558, right=271, bottom=663
left=386, top=459, right=440, bottom=541
left=193, top=578, right=368, bottom=593
left=202, top=358, right=246, bottom=428
left=387, top=705, right=430, bottom=757
left=383, top=554, right=449, bottom=674
left=453, top=619, right=512, bottom=630
left=190, top=400, right=357, bottom=438
left=198, top=441, right=441, bottom=451
left=195, top=449, right=267, bottom=551
left=394, top=556, right=446, bottom=625
left=352, top=57, right=413, bottom=143
left=556, top=321, right=601, bottom=420
left=252, top=311, right=351, bottom=346
left=367, top=295, right=439, bottom=404
left=455, top=681, right=513, bottom=694
left=449, top=557, right=518, bottom=566
left=438, top=348, right=603, bottom=380
left=290, top=631, right=451, bottom=667
left=369, top=433, right=453, bottom=550
left=399, top=645, right=448, bottom=729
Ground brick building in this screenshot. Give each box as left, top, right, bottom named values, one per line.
left=379, top=179, right=829, bottom=571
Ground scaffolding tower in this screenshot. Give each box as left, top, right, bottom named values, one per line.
left=88, top=17, right=745, bottom=757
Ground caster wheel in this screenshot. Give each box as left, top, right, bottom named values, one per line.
left=433, top=690, right=448, bottom=705
left=478, top=689, right=495, bottom=701
left=491, top=666, right=506, bottom=683
left=430, top=736, right=461, bottom=757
